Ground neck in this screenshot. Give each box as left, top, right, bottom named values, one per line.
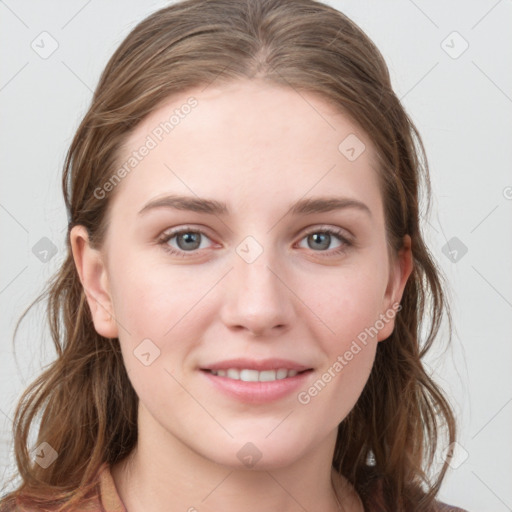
left=111, top=407, right=362, bottom=512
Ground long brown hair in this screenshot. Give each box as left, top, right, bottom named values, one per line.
left=1, top=0, right=456, bottom=510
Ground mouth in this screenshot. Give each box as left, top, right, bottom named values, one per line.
left=201, top=368, right=312, bottom=381
left=199, top=359, right=314, bottom=403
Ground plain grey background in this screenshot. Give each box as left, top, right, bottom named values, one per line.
left=1, top=1, right=511, bottom=510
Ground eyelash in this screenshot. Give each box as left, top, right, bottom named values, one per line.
left=157, top=226, right=353, bottom=258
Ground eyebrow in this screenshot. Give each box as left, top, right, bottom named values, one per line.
left=138, top=194, right=372, bottom=218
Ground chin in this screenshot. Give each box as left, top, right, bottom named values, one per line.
left=198, top=431, right=314, bottom=471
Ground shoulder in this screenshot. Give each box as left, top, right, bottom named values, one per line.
left=356, top=466, right=469, bottom=512
left=0, top=463, right=118, bottom=512
left=0, top=497, right=104, bottom=512
left=97, top=462, right=126, bottom=511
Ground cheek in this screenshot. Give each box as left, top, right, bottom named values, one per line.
left=306, top=265, right=387, bottom=344
left=297, top=292, right=379, bottom=428
left=293, top=266, right=385, bottom=414
left=109, top=255, right=213, bottom=338
left=107, top=256, right=214, bottom=385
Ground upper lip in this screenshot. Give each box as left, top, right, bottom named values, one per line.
left=200, top=358, right=313, bottom=372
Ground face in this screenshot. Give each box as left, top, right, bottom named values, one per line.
left=72, top=78, right=411, bottom=470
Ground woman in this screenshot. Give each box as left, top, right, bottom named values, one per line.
left=0, top=0, right=468, bottom=510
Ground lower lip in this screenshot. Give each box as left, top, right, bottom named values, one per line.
left=201, top=370, right=313, bottom=404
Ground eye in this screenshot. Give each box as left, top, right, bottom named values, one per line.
left=157, top=225, right=353, bottom=258
left=297, top=227, right=353, bottom=256
left=158, top=227, right=214, bottom=257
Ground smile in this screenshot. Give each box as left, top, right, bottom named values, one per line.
left=204, top=368, right=307, bottom=381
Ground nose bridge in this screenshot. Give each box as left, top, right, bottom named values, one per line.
left=221, top=237, right=294, bottom=336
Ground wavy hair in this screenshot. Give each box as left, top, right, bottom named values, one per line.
left=1, top=0, right=456, bottom=510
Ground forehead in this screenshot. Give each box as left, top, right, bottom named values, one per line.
left=111, top=79, right=383, bottom=219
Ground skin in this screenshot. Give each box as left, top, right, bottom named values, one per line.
left=71, top=78, right=413, bottom=512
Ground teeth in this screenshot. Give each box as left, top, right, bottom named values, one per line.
left=259, top=370, right=276, bottom=382
left=209, top=368, right=303, bottom=381
left=276, top=368, right=288, bottom=379
left=240, top=369, right=259, bottom=382
left=226, top=369, right=240, bottom=380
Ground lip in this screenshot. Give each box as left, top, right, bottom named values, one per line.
left=199, top=358, right=314, bottom=404
left=201, top=358, right=311, bottom=372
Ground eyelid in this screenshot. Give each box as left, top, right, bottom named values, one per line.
left=299, top=224, right=353, bottom=240
left=159, top=224, right=214, bottom=239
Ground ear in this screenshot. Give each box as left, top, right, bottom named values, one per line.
left=70, top=225, right=119, bottom=339
left=377, top=234, right=413, bottom=341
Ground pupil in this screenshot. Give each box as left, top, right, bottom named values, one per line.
left=178, top=232, right=200, bottom=250
left=310, top=233, right=329, bottom=250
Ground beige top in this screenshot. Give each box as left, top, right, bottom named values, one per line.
left=10, top=462, right=469, bottom=511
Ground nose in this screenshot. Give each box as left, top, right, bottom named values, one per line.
left=219, top=248, right=295, bottom=338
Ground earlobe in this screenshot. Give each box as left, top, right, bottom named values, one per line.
left=377, top=234, right=413, bottom=341
left=70, top=225, right=119, bottom=339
